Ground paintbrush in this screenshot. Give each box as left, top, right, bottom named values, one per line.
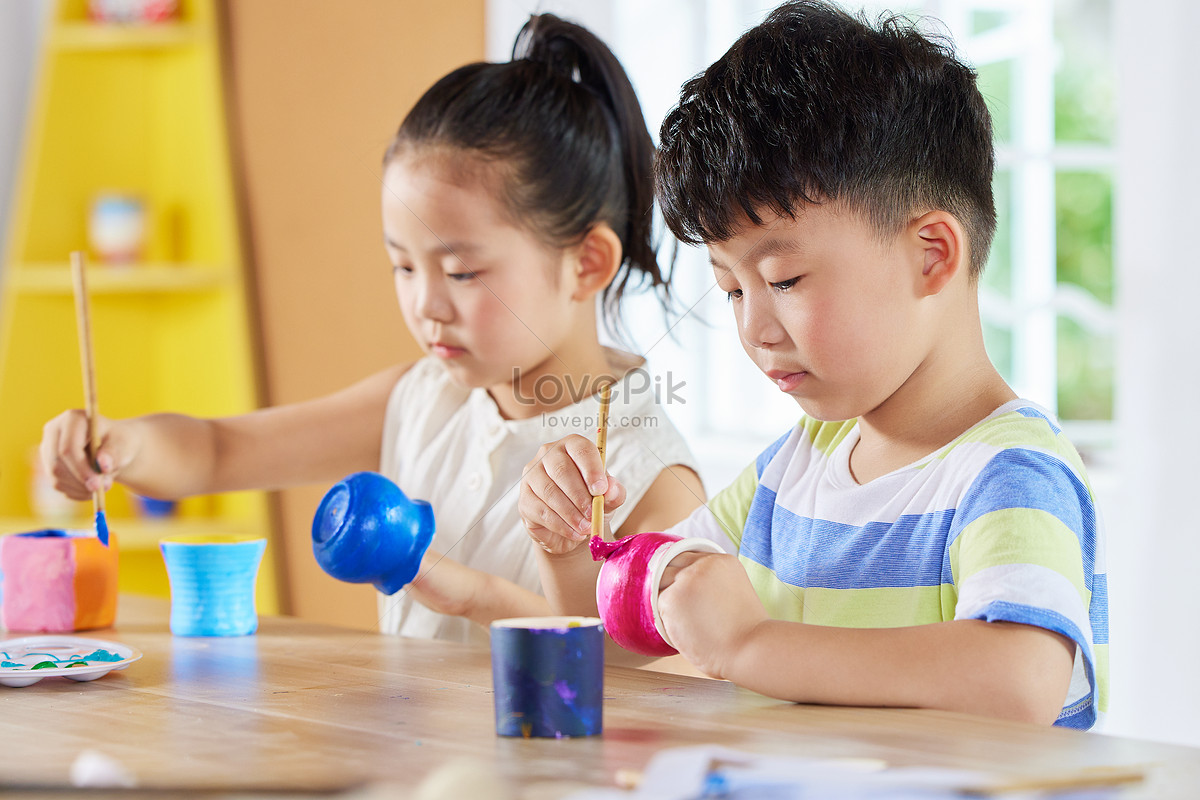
left=70, top=251, right=108, bottom=547
left=592, top=381, right=612, bottom=540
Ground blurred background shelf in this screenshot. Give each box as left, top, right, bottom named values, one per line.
left=50, top=20, right=206, bottom=51
left=0, top=0, right=277, bottom=611
left=10, top=262, right=236, bottom=293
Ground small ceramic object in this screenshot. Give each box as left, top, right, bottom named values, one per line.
left=133, top=493, right=177, bottom=519
left=490, top=616, right=604, bottom=738
left=0, top=529, right=119, bottom=633
left=311, top=471, right=435, bottom=595
left=591, top=532, right=725, bottom=657
left=88, top=193, right=146, bottom=263
left=88, top=0, right=177, bottom=24
left=160, top=534, right=266, bottom=637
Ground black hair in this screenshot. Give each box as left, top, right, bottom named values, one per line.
left=385, top=13, right=670, bottom=338
left=655, top=0, right=997, bottom=279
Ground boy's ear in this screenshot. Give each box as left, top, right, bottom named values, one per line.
left=911, top=211, right=966, bottom=296
left=571, top=223, right=622, bottom=301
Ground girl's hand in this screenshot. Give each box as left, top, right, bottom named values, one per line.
left=658, top=552, right=769, bottom=680
left=40, top=410, right=137, bottom=500
left=519, top=434, right=626, bottom=555
left=406, top=548, right=551, bottom=625
left=406, top=549, right=477, bottom=620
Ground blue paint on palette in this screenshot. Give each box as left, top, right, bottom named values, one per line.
left=311, top=472, right=435, bottom=595
left=491, top=620, right=604, bottom=738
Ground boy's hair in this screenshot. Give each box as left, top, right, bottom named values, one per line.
left=386, top=13, right=671, bottom=337
left=655, top=0, right=997, bottom=279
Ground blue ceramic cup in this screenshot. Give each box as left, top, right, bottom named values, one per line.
left=160, top=534, right=266, bottom=637
left=490, top=616, right=605, bottom=738
left=311, top=472, right=435, bottom=595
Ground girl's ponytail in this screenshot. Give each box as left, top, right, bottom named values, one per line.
left=387, top=14, right=671, bottom=340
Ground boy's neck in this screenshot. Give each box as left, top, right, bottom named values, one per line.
left=849, top=332, right=1016, bottom=485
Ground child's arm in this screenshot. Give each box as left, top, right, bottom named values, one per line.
left=658, top=552, right=1076, bottom=724
left=520, top=434, right=705, bottom=619
left=403, top=548, right=551, bottom=626
left=41, top=365, right=411, bottom=500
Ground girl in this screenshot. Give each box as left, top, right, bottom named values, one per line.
left=40, top=14, right=705, bottom=644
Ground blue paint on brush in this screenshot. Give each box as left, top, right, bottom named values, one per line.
left=95, top=510, right=109, bottom=547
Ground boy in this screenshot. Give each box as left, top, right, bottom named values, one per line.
left=518, top=0, right=1106, bottom=729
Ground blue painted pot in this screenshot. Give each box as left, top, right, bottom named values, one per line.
left=159, top=534, right=266, bottom=637
left=311, top=471, right=435, bottom=595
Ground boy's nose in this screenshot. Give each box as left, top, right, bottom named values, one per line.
left=739, top=295, right=785, bottom=349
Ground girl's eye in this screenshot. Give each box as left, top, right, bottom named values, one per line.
left=725, top=288, right=743, bottom=302
left=393, top=264, right=413, bottom=276
left=770, top=277, right=800, bottom=291
left=447, top=271, right=477, bottom=282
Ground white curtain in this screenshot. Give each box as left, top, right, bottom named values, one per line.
left=1110, top=0, right=1200, bottom=747
left=0, top=2, right=48, bottom=269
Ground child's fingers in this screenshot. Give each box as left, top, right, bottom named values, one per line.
left=520, top=450, right=590, bottom=543
left=529, top=466, right=589, bottom=539
left=601, top=474, right=626, bottom=513
left=561, top=434, right=609, bottom=496
left=657, top=551, right=709, bottom=591
left=519, top=482, right=584, bottom=554
left=41, top=410, right=96, bottom=499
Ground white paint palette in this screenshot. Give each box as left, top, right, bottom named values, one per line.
left=0, top=636, right=141, bottom=687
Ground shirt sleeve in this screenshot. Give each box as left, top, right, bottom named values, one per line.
left=948, top=446, right=1105, bottom=730
left=666, top=460, right=759, bottom=554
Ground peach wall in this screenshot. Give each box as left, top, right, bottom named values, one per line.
left=223, top=1, right=486, bottom=628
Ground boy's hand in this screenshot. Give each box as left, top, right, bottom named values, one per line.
left=519, top=434, right=626, bottom=555
left=40, top=410, right=136, bottom=500
left=658, top=552, right=768, bottom=680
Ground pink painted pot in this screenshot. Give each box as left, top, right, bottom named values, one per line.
left=590, top=532, right=724, bottom=657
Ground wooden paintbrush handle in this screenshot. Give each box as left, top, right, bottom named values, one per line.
left=591, top=381, right=612, bottom=539
left=70, top=251, right=104, bottom=513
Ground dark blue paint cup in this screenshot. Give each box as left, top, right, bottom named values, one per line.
left=490, top=616, right=604, bottom=738
left=311, top=472, right=435, bottom=595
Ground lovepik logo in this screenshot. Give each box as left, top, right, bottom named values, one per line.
left=512, top=367, right=686, bottom=407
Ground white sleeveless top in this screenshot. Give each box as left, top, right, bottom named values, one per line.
left=377, top=355, right=699, bottom=644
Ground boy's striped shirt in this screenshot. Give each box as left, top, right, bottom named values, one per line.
left=673, top=399, right=1108, bottom=730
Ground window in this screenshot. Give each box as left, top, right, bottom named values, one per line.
left=488, top=0, right=1117, bottom=486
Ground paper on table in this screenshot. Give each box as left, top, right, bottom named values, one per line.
left=565, top=744, right=1138, bottom=800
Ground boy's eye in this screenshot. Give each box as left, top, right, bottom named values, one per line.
left=725, top=288, right=743, bottom=302
left=447, top=271, right=477, bottom=282
left=393, top=264, right=413, bottom=275
left=770, top=277, right=800, bottom=291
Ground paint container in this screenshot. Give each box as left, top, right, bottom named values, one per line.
left=88, top=193, right=146, bottom=264
left=591, top=532, right=725, bottom=657
left=133, top=493, right=177, bottom=520
left=0, top=529, right=118, bottom=633
left=490, top=616, right=604, bottom=738
left=160, top=534, right=266, bottom=637
left=311, top=471, right=435, bottom=595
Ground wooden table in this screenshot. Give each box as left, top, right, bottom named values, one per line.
left=2, top=596, right=1198, bottom=799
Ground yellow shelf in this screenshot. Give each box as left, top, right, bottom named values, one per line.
left=50, top=21, right=206, bottom=51
left=11, top=263, right=235, bottom=294
left=0, top=0, right=279, bottom=613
